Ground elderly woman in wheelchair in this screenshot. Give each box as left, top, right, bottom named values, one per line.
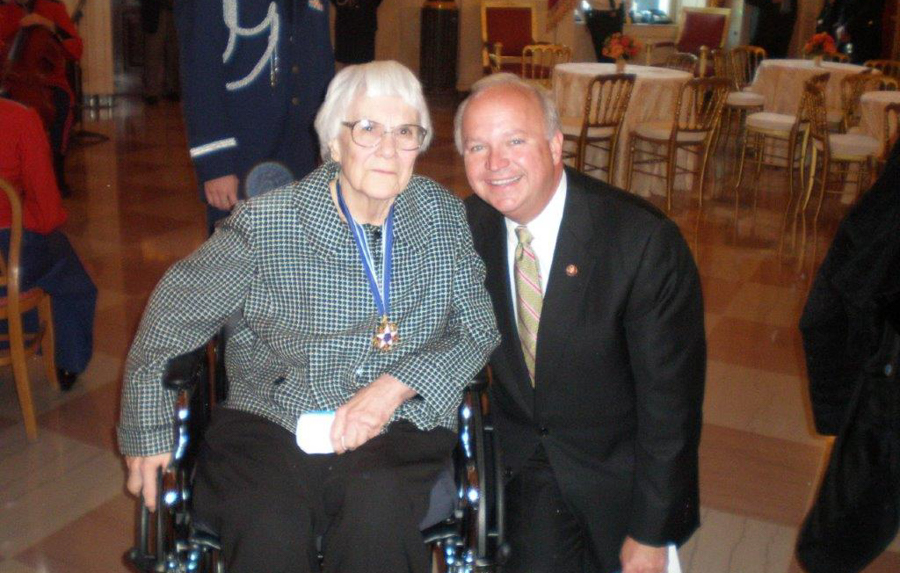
left=118, top=60, right=500, bottom=573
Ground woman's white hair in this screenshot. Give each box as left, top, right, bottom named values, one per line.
left=453, top=73, right=561, bottom=155
left=314, top=60, right=433, bottom=161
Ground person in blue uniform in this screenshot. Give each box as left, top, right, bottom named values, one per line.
left=174, top=0, right=335, bottom=233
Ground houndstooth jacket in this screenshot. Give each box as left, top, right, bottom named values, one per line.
left=118, top=162, right=500, bottom=456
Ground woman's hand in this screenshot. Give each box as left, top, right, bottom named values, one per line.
left=330, top=374, right=416, bottom=454
left=19, top=13, right=56, bottom=32
left=126, top=453, right=172, bottom=511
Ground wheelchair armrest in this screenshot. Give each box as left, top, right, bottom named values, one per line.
left=163, top=345, right=207, bottom=391
left=466, top=367, right=490, bottom=394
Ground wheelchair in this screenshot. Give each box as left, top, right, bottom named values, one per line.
left=126, top=343, right=508, bottom=573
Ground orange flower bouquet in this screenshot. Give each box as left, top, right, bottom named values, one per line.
left=803, top=32, right=837, bottom=57
left=602, top=33, right=642, bottom=61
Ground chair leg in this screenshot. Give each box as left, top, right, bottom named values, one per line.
left=625, top=138, right=636, bottom=193
left=697, top=142, right=712, bottom=210
left=733, top=129, right=751, bottom=218
left=608, top=136, right=620, bottom=187
left=9, top=314, right=38, bottom=440
left=665, top=142, right=676, bottom=213
left=39, top=296, right=59, bottom=389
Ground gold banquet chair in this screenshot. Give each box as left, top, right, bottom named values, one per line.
left=719, top=46, right=767, bottom=148
left=864, top=59, right=900, bottom=81
left=521, top=43, right=571, bottom=88
left=662, top=52, right=699, bottom=74
left=837, top=72, right=889, bottom=133
left=0, top=178, right=59, bottom=441
left=793, top=81, right=880, bottom=263
left=734, top=72, right=830, bottom=234
left=560, top=73, right=636, bottom=182
left=626, top=77, right=731, bottom=212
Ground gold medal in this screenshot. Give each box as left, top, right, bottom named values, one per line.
left=373, top=315, right=400, bottom=352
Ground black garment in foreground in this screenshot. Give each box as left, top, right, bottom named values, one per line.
left=797, top=139, right=900, bottom=572
left=192, top=407, right=456, bottom=573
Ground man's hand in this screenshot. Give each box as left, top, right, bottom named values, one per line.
left=126, top=453, right=172, bottom=512
left=330, top=374, right=416, bottom=454
left=20, top=13, right=56, bottom=32
left=203, top=174, right=239, bottom=211
left=620, top=536, right=668, bottom=573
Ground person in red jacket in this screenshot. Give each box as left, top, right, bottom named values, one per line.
left=0, top=0, right=83, bottom=195
left=0, top=97, right=96, bottom=390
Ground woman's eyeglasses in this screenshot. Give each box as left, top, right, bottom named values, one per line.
left=342, top=119, right=427, bottom=151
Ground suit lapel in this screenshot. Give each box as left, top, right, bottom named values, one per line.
left=535, top=176, right=599, bottom=382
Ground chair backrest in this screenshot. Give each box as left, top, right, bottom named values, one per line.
left=795, top=72, right=831, bottom=125
left=673, top=77, right=731, bottom=136
left=884, top=103, right=900, bottom=159
left=482, top=1, right=536, bottom=58
left=664, top=52, right=699, bottom=74
left=864, top=59, right=900, bottom=80
left=839, top=72, right=886, bottom=130
left=521, top=43, right=571, bottom=86
left=730, top=45, right=766, bottom=89
left=580, top=73, right=636, bottom=133
left=879, top=77, right=899, bottom=91
left=676, top=7, right=730, bottom=56
left=803, top=79, right=830, bottom=153
left=0, top=179, right=23, bottom=317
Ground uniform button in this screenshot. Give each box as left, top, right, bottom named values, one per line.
left=292, top=97, right=300, bottom=106
left=539, top=426, right=549, bottom=436
left=503, top=467, right=512, bottom=479
left=886, top=363, right=894, bottom=376
left=292, top=65, right=300, bottom=74
left=355, top=367, right=364, bottom=376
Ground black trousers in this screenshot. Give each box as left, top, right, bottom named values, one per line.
left=504, top=446, right=607, bottom=573
left=192, top=407, right=457, bottom=573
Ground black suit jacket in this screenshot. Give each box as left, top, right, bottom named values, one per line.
left=466, top=168, right=705, bottom=566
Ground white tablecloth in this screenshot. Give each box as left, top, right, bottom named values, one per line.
left=749, top=59, right=872, bottom=115
left=858, top=91, right=900, bottom=152
left=552, top=63, right=692, bottom=195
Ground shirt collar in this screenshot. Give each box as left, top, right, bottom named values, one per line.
left=504, top=171, right=567, bottom=239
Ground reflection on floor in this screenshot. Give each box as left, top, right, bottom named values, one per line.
left=0, top=95, right=897, bottom=573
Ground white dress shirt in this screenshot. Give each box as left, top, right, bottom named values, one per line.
left=505, top=172, right=568, bottom=324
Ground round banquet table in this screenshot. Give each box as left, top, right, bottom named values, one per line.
left=552, top=62, right=693, bottom=195
left=858, top=91, right=900, bottom=151
left=749, top=59, right=873, bottom=115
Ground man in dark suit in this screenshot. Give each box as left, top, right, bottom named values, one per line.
left=456, top=73, right=706, bottom=573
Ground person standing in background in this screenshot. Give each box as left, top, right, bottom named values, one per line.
left=746, top=0, right=797, bottom=58
left=140, top=0, right=180, bottom=105
left=834, top=0, right=885, bottom=63
left=330, top=0, right=382, bottom=67
left=174, top=0, right=335, bottom=234
left=584, top=0, right=625, bottom=62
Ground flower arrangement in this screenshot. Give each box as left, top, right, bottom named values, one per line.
left=602, top=33, right=642, bottom=61
left=803, top=32, right=837, bottom=57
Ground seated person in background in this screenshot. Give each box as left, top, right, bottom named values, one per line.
left=118, top=61, right=499, bottom=573
left=0, top=0, right=84, bottom=195
left=0, top=97, right=97, bottom=389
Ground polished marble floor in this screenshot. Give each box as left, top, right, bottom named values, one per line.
left=0, top=95, right=897, bottom=573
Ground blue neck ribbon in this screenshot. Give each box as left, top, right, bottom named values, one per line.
left=335, top=179, right=394, bottom=320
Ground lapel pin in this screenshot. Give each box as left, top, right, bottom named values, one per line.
left=566, top=264, right=578, bottom=277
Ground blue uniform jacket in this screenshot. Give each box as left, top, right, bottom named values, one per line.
left=174, top=0, right=335, bottom=186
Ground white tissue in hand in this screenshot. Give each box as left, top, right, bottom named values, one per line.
left=295, top=411, right=336, bottom=454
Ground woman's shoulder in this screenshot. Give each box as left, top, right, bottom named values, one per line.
left=405, top=174, right=464, bottom=215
